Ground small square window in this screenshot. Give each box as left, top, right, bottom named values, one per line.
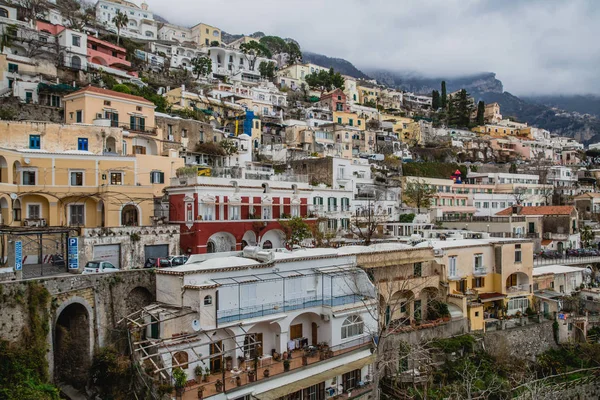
left=78, top=138, right=88, bottom=151
left=22, top=170, right=36, bottom=185
left=110, top=172, right=123, bottom=185
left=136, top=106, right=142, bottom=111
left=8, top=63, right=18, bottom=73
left=104, top=100, right=111, bottom=106
left=70, top=171, right=83, bottom=186
left=475, top=312, right=479, bottom=317
left=29, top=135, right=41, bottom=149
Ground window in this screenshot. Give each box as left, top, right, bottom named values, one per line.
left=483, top=202, right=489, bottom=209
left=76, top=110, right=82, bottom=123
left=413, top=262, right=422, bottom=277
left=473, top=277, right=485, bottom=288
left=474, top=254, right=484, bottom=272
left=110, top=172, right=123, bottom=185
left=72, top=35, right=81, bottom=47
left=341, top=315, right=363, bottom=339
left=8, top=63, right=18, bottom=73
left=22, top=170, right=36, bottom=185
left=70, top=171, right=83, bottom=186
left=229, top=205, right=240, bottom=220
left=150, top=171, right=164, bottom=184
left=204, top=295, right=212, bottom=305
left=25, top=91, right=33, bottom=103
left=69, top=204, right=84, bottom=225
left=27, top=204, right=40, bottom=219
left=262, top=206, right=272, bottom=219
left=132, top=145, right=146, bottom=155
left=77, top=138, right=88, bottom=151
left=130, top=116, right=146, bottom=131
left=515, top=244, right=522, bottom=263
left=29, top=135, right=41, bottom=149
left=448, top=256, right=457, bottom=277
left=337, top=117, right=342, bottom=124
left=342, top=369, right=361, bottom=393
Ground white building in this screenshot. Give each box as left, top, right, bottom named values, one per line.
left=207, top=46, right=269, bottom=85
left=149, top=41, right=207, bottom=71
left=157, top=22, right=192, bottom=43
left=547, top=166, right=578, bottom=197
left=95, top=0, right=157, bottom=39
left=533, top=265, right=586, bottom=294
left=130, top=247, right=377, bottom=399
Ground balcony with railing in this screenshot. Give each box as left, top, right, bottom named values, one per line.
left=217, top=294, right=371, bottom=324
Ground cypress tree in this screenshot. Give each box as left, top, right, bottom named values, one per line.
left=432, top=90, right=440, bottom=110
left=441, top=81, right=447, bottom=109
left=476, top=101, right=485, bottom=125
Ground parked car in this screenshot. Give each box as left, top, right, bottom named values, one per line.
left=158, top=255, right=189, bottom=268
left=82, top=261, right=119, bottom=274
left=144, top=257, right=158, bottom=268
left=49, top=254, right=65, bottom=267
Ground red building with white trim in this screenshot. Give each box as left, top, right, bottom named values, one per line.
left=167, top=166, right=315, bottom=254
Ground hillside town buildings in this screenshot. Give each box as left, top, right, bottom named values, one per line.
left=0, top=1, right=599, bottom=399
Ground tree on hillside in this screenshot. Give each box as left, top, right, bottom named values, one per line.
left=476, top=101, right=485, bottom=126
left=403, top=179, right=436, bottom=213
left=305, top=68, right=344, bottom=94
left=447, top=89, right=473, bottom=128
left=441, top=80, right=447, bottom=109
left=432, top=90, right=440, bottom=110
left=239, top=41, right=272, bottom=71
left=190, top=56, right=212, bottom=79
left=112, top=10, right=128, bottom=46
left=286, top=41, right=302, bottom=64
left=259, top=36, right=302, bottom=65
left=56, top=0, right=95, bottom=30
left=258, top=61, right=276, bottom=80
left=581, top=225, right=595, bottom=248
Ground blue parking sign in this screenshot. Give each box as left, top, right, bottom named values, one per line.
left=68, top=237, right=79, bottom=270
left=15, top=241, right=22, bottom=271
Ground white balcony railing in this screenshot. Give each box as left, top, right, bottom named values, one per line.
left=506, top=284, right=529, bottom=294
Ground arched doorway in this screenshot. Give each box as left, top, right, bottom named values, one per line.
left=105, top=136, right=117, bottom=153
left=121, top=204, right=139, bottom=226
left=557, top=242, right=564, bottom=254
left=0, top=155, right=7, bottom=183
left=207, top=232, right=236, bottom=253
left=71, top=55, right=81, bottom=69
left=262, top=240, right=272, bottom=249
left=206, top=241, right=215, bottom=253
left=54, top=302, right=92, bottom=388
left=125, top=287, right=154, bottom=317
left=0, top=197, right=8, bottom=226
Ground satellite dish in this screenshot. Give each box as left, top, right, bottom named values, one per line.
left=9, top=193, right=17, bottom=200
left=24, top=158, right=30, bottom=165
left=191, top=319, right=201, bottom=332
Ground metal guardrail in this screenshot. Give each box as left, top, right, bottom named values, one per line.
left=217, top=294, right=370, bottom=324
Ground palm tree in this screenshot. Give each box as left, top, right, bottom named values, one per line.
left=112, top=10, right=129, bottom=46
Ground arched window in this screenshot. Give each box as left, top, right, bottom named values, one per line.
left=204, top=295, right=212, bottom=305
left=206, top=241, right=215, bottom=253
left=172, top=351, right=189, bottom=369
left=263, top=240, right=272, bottom=249
left=341, top=315, right=363, bottom=339
left=0, top=8, right=9, bottom=18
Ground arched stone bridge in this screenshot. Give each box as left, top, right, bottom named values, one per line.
left=0, top=269, right=156, bottom=385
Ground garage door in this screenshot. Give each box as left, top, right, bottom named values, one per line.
left=93, top=244, right=121, bottom=270
left=145, top=244, right=169, bottom=261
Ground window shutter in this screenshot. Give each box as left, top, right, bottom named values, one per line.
left=159, top=172, right=164, bottom=184
left=150, top=172, right=154, bottom=184
left=472, top=278, right=476, bottom=288
left=482, top=277, right=485, bottom=287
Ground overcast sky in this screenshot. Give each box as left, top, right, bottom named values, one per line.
left=146, top=0, right=600, bottom=96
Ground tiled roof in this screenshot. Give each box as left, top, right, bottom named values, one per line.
left=64, top=85, right=154, bottom=105
left=496, top=206, right=574, bottom=216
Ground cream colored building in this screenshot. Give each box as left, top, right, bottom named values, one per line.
left=191, top=22, right=221, bottom=47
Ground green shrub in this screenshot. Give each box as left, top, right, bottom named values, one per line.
left=398, top=213, right=415, bottom=223
left=112, top=84, right=132, bottom=94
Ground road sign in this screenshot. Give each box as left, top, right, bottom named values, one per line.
left=15, top=241, right=22, bottom=271
left=68, top=237, right=79, bottom=270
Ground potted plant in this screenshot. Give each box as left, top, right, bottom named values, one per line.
left=248, top=370, right=256, bottom=382
left=302, top=353, right=308, bottom=366
left=194, top=365, right=204, bottom=382
left=197, top=385, right=205, bottom=399
left=172, top=367, right=187, bottom=397
left=215, top=379, right=223, bottom=393
left=263, top=368, right=270, bottom=378
left=237, top=355, right=245, bottom=366
left=283, top=359, right=291, bottom=372
left=236, top=376, right=242, bottom=387
left=203, top=367, right=210, bottom=383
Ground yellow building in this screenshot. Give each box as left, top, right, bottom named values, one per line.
left=276, top=63, right=328, bottom=89
left=431, top=238, right=534, bottom=332
left=472, top=123, right=532, bottom=139
left=357, top=81, right=382, bottom=105
left=380, top=115, right=421, bottom=144
left=191, top=22, right=221, bottom=47
left=0, top=121, right=183, bottom=229
left=333, top=111, right=365, bottom=130
left=63, top=86, right=156, bottom=131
